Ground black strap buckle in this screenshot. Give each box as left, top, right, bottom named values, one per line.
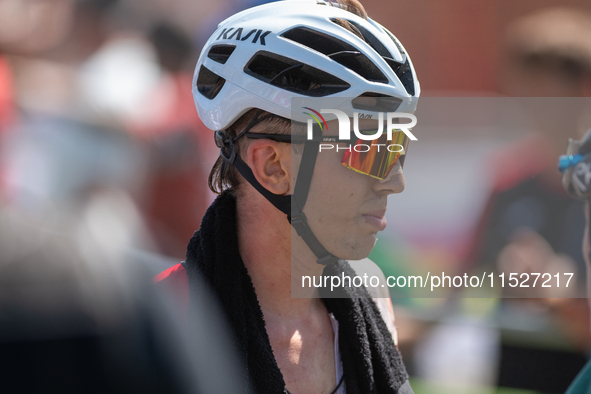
left=215, top=130, right=237, bottom=164
left=290, top=211, right=311, bottom=237
left=317, top=254, right=340, bottom=265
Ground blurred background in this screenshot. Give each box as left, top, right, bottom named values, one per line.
left=2, top=0, right=591, bottom=393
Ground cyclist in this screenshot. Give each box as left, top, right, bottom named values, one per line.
left=156, top=1, right=419, bottom=393
left=561, top=130, right=591, bottom=393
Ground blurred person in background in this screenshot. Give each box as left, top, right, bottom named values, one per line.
left=0, top=0, right=154, bottom=233
left=0, top=0, right=21, bottom=198
left=0, top=51, right=15, bottom=199
left=559, top=129, right=591, bottom=393
left=156, top=0, right=419, bottom=393
left=129, top=22, right=213, bottom=258
left=0, top=204, right=248, bottom=394
left=470, top=9, right=591, bottom=284
left=463, top=8, right=591, bottom=392
left=0, top=0, right=215, bottom=258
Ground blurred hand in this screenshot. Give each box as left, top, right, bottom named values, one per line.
left=497, top=228, right=577, bottom=298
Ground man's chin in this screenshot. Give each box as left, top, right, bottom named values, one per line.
left=335, top=235, right=377, bottom=261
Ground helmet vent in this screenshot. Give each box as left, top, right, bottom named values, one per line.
left=330, top=18, right=392, bottom=59
left=382, top=27, right=406, bottom=56
left=283, top=27, right=356, bottom=58
left=380, top=26, right=415, bottom=95
left=196, top=65, right=226, bottom=99
left=244, top=51, right=350, bottom=97
left=384, top=58, right=415, bottom=96
left=207, top=44, right=236, bottom=65
left=352, top=92, right=402, bottom=112
left=282, top=27, right=388, bottom=83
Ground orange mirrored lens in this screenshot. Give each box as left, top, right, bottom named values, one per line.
left=341, top=132, right=408, bottom=180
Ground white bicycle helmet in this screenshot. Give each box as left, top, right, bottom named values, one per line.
left=192, top=0, right=420, bottom=131
left=193, top=0, right=420, bottom=265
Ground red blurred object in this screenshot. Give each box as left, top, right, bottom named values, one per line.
left=0, top=57, right=15, bottom=129
left=154, top=263, right=189, bottom=321
left=0, top=57, right=16, bottom=199
left=131, top=73, right=215, bottom=258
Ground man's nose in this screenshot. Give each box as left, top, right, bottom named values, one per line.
left=373, top=169, right=405, bottom=195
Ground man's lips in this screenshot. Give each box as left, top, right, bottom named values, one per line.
left=362, top=210, right=387, bottom=231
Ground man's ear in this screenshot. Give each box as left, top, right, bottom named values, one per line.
left=245, top=139, right=291, bottom=195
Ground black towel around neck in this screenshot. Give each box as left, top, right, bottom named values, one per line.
left=185, top=192, right=412, bottom=394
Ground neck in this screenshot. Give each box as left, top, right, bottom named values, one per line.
left=236, top=191, right=325, bottom=318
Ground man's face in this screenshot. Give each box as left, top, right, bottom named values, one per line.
left=294, top=118, right=406, bottom=261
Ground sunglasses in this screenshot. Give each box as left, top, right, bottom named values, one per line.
left=242, top=130, right=410, bottom=180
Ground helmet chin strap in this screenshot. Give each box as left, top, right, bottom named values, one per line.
left=289, top=139, right=342, bottom=265
left=218, top=121, right=341, bottom=265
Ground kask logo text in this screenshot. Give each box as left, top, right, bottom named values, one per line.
left=216, top=27, right=272, bottom=45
